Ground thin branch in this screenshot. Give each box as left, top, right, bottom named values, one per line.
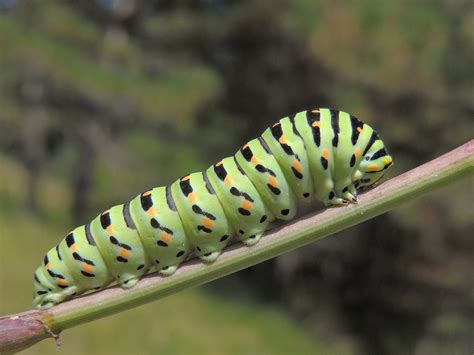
left=1, top=140, right=473, bottom=354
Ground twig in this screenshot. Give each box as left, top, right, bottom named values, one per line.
left=1, top=140, right=473, bottom=354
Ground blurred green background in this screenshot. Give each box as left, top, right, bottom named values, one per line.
left=0, top=1, right=472, bottom=354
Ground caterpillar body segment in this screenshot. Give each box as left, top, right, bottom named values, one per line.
left=235, top=138, right=297, bottom=220
left=58, top=226, right=112, bottom=291
left=206, top=157, right=275, bottom=246
left=291, top=110, right=329, bottom=204
left=33, top=243, right=81, bottom=309
left=332, top=111, right=356, bottom=199
left=33, top=108, right=393, bottom=309
left=90, top=205, right=149, bottom=289
left=171, top=172, right=233, bottom=262
left=261, top=116, right=314, bottom=202
left=129, top=187, right=192, bottom=276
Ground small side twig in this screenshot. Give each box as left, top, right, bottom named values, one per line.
left=1, top=140, right=473, bottom=354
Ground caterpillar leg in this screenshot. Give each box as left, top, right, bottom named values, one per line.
left=327, top=182, right=359, bottom=206
left=341, top=192, right=357, bottom=203
left=121, top=276, right=140, bottom=289
left=38, top=300, right=56, bottom=310
left=37, top=285, right=81, bottom=310
left=159, top=265, right=178, bottom=276
left=199, top=250, right=222, bottom=263
left=241, top=232, right=263, bottom=246
left=341, top=184, right=358, bottom=203
left=324, top=191, right=349, bottom=206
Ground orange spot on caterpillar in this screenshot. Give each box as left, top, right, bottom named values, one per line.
left=292, top=161, right=302, bottom=172
left=367, top=164, right=378, bottom=172
left=143, top=190, right=152, bottom=197
left=187, top=192, right=197, bottom=202
left=119, top=248, right=131, bottom=258
left=71, top=244, right=78, bottom=252
left=215, top=161, right=223, bottom=167
left=106, top=226, right=114, bottom=234
left=224, top=176, right=232, bottom=186
left=147, top=207, right=156, bottom=217
left=312, top=121, right=320, bottom=128
left=202, top=217, right=215, bottom=229
left=322, top=149, right=329, bottom=159
left=267, top=176, right=278, bottom=187
left=251, top=156, right=259, bottom=165
left=56, top=278, right=68, bottom=286
left=241, top=200, right=253, bottom=210
left=354, top=148, right=362, bottom=158
left=83, top=263, right=95, bottom=273
left=161, top=232, right=172, bottom=244
left=46, top=263, right=52, bottom=269
left=181, top=175, right=191, bottom=181
left=357, top=127, right=363, bottom=133
left=279, top=136, right=287, bottom=144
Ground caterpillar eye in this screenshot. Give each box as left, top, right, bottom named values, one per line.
left=365, top=156, right=370, bottom=161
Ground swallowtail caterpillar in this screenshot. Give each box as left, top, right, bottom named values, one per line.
left=33, top=108, right=393, bottom=309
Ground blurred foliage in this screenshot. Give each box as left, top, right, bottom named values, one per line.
left=0, top=0, right=473, bottom=354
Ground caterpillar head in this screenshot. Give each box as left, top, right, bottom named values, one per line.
left=357, top=140, right=393, bottom=190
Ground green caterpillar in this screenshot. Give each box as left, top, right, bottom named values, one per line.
left=33, top=108, right=393, bottom=309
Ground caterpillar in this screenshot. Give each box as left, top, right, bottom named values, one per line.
left=33, top=108, right=393, bottom=309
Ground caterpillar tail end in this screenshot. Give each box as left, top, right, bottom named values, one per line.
left=36, top=301, right=55, bottom=310
left=33, top=286, right=80, bottom=310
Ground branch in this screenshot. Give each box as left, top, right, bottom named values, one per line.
left=1, top=140, right=473, bottom=353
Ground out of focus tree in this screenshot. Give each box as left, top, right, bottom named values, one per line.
left=0, top=0, right=220, bottom=221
